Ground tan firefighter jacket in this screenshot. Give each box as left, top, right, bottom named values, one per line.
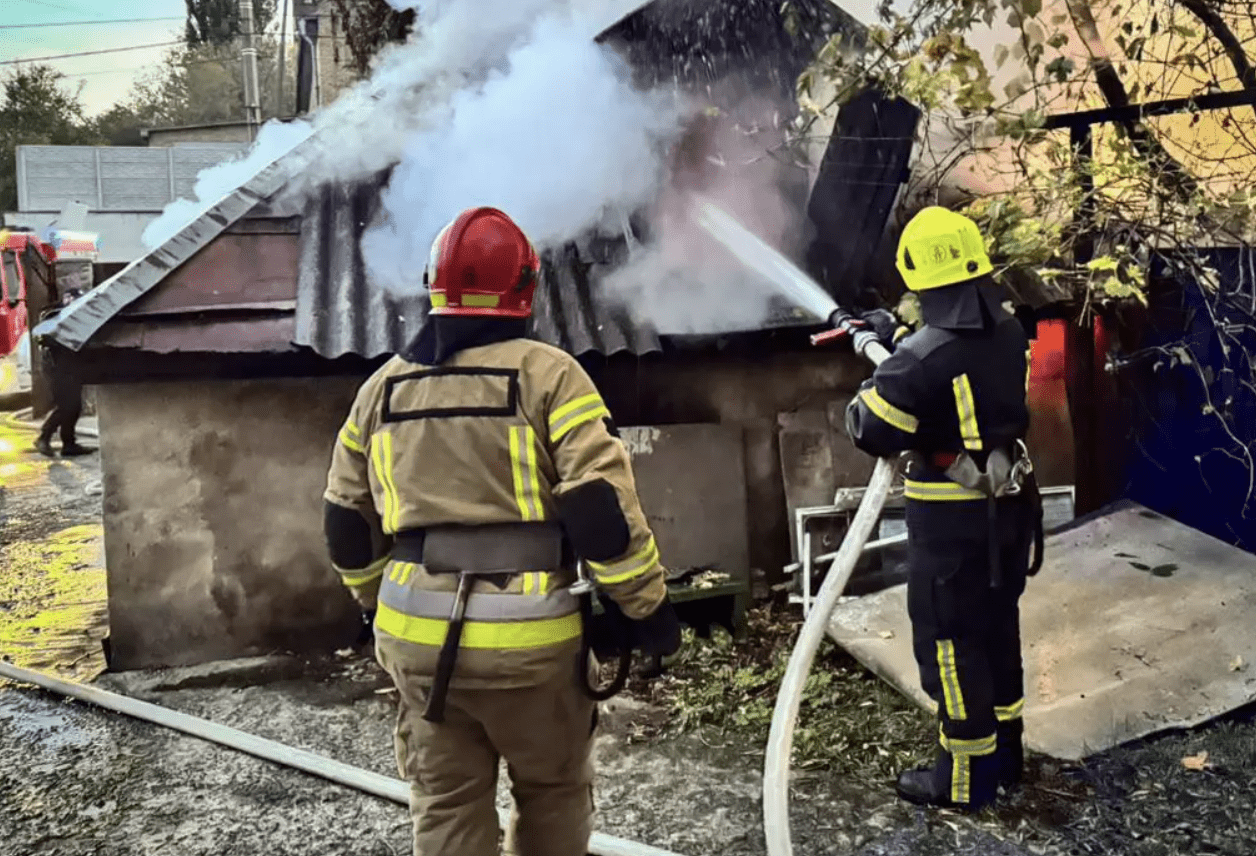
left=324, top=337, right=668, bottom=689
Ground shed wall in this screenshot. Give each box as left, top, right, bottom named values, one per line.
left=97, top=377, right=363, bottom=669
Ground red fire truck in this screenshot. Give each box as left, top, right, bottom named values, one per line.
left=0, top=228, right=100, bottom=357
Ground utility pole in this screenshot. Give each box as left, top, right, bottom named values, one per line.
left=239, top=0, right=263, bottom=140
left=277, top=0, right=289, bottom=117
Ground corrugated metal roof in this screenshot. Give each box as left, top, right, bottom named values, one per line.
left=36, top=138, right=313, bottom=352
left=292, top=175, right=661, bottom=359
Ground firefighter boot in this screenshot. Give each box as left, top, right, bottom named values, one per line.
left=896, top=749, right=999, bottom=812
left=60, top=442, right=94, bottom=457
left=996, top=719, right=1024, bottom=790
left=35, top=434, right=55, bottom=458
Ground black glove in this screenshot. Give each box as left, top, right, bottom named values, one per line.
left=858, top=308, right=908, bottom=349
left=631, top=598, right=683, bottom=659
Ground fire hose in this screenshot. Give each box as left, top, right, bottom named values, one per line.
left=688, top=196, right=899, bottom=856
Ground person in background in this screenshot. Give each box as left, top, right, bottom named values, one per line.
left=34, top=292, right=92, bottom=458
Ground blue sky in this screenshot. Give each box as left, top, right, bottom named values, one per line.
left=1, top=0, right=274, bottom=116
left=0, top=0, right=902, bottom=117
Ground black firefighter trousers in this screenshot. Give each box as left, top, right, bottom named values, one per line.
left=905, top=494, right=1035, bottom=804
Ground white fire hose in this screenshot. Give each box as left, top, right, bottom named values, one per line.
left=0, top=660, right=680, bottom=856
left=689, top=195, right=899, bottom=856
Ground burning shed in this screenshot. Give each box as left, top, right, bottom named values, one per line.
left=38, top=0, right=920, bottom=670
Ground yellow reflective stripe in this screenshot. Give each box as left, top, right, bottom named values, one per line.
left=430, top=293, right=448, bottom=307
left=587, top=538, right=659, bottom=585
left=522, top=572, right=539, bottom=595
left=509, top=426, right=544, bottom=522
left=538, top=572, right=549, bottom=594
left=550, top=394, right=612, bottom=439
left=939, top=730, right=997, bottom=756
left=461, top=293, right=501, bottom=308
left=344, top=421, right=362, bottom=437
left=1024, top=348, right=1032, bottom=399
left=550, top=393, right=602, bottom=426
left=904, top=479, right=986, bottom=502
left=371, top=432, right=401, bottom=532
left=339, top=428, right=365, bottom=453
left=936, top=640, right=968, bottom=721
left=996, top=698, right=1025, bottom=721
left=859, top=387, right=918, bottom=434
left=952, top=754, right=969, bottom=804
left=338, top=556, right=388, bottom=587
left=375, top=601, right=582, bottom=650
left=951, top=374, right=983, bottom=452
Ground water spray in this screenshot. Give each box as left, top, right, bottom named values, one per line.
left=689, top=194, right=898, bottom=856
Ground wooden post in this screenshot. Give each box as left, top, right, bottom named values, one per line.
left=1066, top=124, right=1103, bottom=515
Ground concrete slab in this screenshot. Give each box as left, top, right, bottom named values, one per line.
left=828, top=503, right=1256, bottom=761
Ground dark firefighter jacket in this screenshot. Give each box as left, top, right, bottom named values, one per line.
left=845, top=313, right=1031, bottom=501
left=324, top=336, right=669, bottom=689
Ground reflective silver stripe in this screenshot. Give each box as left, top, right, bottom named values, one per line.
left=378, top=573, right=578, bottom=623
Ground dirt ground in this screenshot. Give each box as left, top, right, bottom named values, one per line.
left=3, top=410, right=1256, bottom=856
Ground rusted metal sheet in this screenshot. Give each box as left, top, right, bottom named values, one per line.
left=36, top=136, right=316, bottom=352
left=123, top=234, right=300, bottom=314
left=95, top=316, right=297, bottom=353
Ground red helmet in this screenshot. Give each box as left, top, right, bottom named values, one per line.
left=423, top=207, right=540, bottom=318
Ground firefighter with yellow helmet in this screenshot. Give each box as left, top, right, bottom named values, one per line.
left=845, top=207, right=1044, bottom=811
left=323, top=207, right=681, bottom=855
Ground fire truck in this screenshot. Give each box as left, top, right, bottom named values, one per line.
left=0, top=227, right=100, bottom=357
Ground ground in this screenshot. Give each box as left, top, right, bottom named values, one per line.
left=2, top=410, right=1256, bottom=855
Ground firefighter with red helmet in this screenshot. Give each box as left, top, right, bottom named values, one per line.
left=845, top=207, right=1044, bottom=811
left=323, top=207, right=681, bottom=855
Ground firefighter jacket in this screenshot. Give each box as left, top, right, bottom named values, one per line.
left=845, top=313, right=1031, bottom=502
left=324, top=337, right=669, bottom=689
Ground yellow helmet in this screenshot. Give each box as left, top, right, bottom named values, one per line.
left=895, top=206, right=993, bottom=292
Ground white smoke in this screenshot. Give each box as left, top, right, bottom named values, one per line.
left=601, top=93, right=820, bottom=335
left=141, top=119, right=313, bottom=251
left=358, top=9, right=683, bottom=295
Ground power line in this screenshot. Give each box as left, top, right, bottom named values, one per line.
left=14, top=0, right=90, bottom=12
left=0, top=17, right=183, bottom=30
left=0, top=41, right=183, bottom=66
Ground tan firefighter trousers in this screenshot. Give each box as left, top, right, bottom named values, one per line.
left=381, top=652, right=597, bottom=856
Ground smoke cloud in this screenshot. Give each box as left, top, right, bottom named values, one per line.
left=141, top=119, right=313, bottom=251
left=359, top=9, right=684, bottom=296
left=601, top=93, right=819, bottom=335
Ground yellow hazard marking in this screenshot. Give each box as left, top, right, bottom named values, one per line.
left=936, top=640, right=968, bottom=721
left=951, top=374, right=983, bottom=452
left=375, top=602, right=582, bottom=649
left=859, top=387, right=918, bottom=434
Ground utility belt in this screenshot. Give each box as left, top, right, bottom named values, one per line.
left=393, top=523, right=633, bottom=721
left=395, top=523, right=566, bottom=723
left=908, top=441, right=1045, bottom=587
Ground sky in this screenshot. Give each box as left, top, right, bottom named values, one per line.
left=0, top=0, right=286, bottom=117
left=0, top=0, right=908, bottom=118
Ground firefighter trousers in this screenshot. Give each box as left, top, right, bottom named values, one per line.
left=378, top=645, right=596, bottom=856
left=905, top=495, right=1034, bottom=793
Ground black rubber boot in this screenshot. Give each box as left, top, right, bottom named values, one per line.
left=996, top=719, right=1024, bottom=790
left=35, top=436, right=55, bottom=457
left=896, top=750, right=999, bottom=812
left=60, top=443, right=95, bottom=457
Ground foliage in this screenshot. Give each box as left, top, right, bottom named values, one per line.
left=0, top=66, right=100, bottom=211
left=185, top=0, right=276, bottom=48
left=329, top=0, right=416, bottom=77
left=98, top=38, right=295, bottom=140
left=798, top=0, right=1256, bottom=312
left=630, top=606, right=933, bottom=777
